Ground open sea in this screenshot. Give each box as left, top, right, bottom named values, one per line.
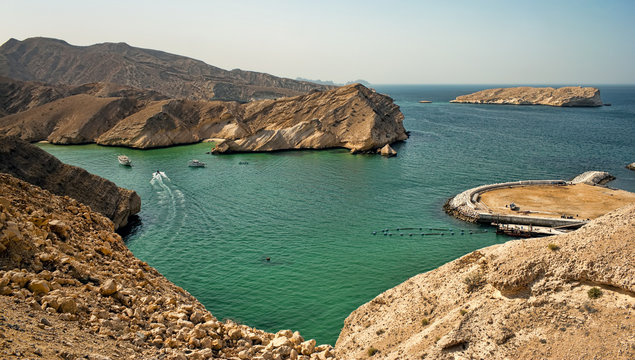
left=38, top=85, right=635, bottom=345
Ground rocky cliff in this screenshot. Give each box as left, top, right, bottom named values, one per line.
left=335, top=203, right=634, bottom=359
left=0, top=37, right=333, bottom=102
left=0, top=78, right=407, bottom=152
left=450, top=86, right=603, bottom=107
left=0, top=173, right=335, bottom=359
left=0, top=136, right=140, bottom=229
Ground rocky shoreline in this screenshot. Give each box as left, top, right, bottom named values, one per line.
left=0, top=136, right=140, bottom=230
left=335, top=202, right=635, bottom=359
left=0, top=173, right=335, bottom=360
left=450, top=86, right=603, bottom=107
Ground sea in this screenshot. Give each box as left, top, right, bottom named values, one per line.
left=38, top=85, right=635, bottom=345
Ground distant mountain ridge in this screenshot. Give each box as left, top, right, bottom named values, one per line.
left=0, top=37, right=334, bottom=102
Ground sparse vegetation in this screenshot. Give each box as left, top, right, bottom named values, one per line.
left=421, top=318, right=429, bottom=326
left=463, top=271, right=485, bottom=292
left=547, top=243, right=560, bottom=251
left=367, top=346, right=378, bottom=356
left=376, top=329, right=385, bottom=335
left=587, top=287, right=603, bottom=299
left=460, top=309, right=468, bottom=316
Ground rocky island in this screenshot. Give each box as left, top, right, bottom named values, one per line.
left=450, top=86, right=603, bottom=107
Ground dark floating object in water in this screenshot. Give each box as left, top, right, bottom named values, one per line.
left=239, top=161, right=249, bottom=165
left=372, top=231, right=376, bottom=235
left=266, top=257, right=270, bottom=262
left=603, top=103, right=612, bottom=106
left=409, top=233, right=413, bottom=236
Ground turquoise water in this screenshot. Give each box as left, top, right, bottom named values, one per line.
left=38, top=85, right=635, bottom=345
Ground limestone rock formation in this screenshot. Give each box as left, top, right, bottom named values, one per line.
left=0, top=173, right=335, bottom=359
left=627, top=162, right=635, bottom=171
left=450, top=86, right=603, bottom=107
left=1, top=78, right=407, bottom=153
left=335, top=203, right=635, bottom=360
left=378, top=144, right=397, bottom=157
left=0, top=136, right=140, bottom=229
left=0, top=37, right=333, bottom=102
left=570, top=171, right=615, bottom=185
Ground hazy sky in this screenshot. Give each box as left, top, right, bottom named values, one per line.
left=2, top=0, right=634, bottom=84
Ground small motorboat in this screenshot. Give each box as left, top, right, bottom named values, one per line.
left=188, top=159, right=206, bottom=167
left=118, top=155, right=132, bottom=166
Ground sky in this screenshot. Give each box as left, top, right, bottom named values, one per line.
left=2, top=0, right=634, bottom=84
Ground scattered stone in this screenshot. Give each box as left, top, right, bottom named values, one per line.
left=99, top=279, right=118, bottom=296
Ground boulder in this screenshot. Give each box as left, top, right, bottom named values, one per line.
left=99, top=279, right=118, bottom=296
left=27, top=279, right=50, bottom=295
left=379, top=144, right=397, bottom=157
left=627, top=162, right=635, bottom=171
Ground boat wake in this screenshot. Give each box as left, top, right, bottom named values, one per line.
left=149, top=172, right=186, bottom=236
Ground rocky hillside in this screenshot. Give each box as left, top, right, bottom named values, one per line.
left=450, top=86, right=603, bottom=106
left=0, top=78, right=407, bottom=153
left=0, top=136, right=140, bottom=229
left=0, top=37, right=333, bottom=102
left=0, top=173, right=336, bottom=359
left=335, top=203, right=634, bottom=359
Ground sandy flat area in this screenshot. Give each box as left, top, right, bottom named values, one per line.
left=477, top=183, right=635, bottom=220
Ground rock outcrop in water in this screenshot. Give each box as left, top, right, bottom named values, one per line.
left=450, top=86, right=603, bottom=107
left=0, top=37, right=333, bottom=102
left=0, top=78, right=407, bottom=153
left=0, top=173, right=336, bottom=359
left=335, top=203, right=635, bottom=359
left=0, top=136, right=140, bottom=229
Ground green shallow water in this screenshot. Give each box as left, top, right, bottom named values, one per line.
left=38, top=85, right=635, bottom=345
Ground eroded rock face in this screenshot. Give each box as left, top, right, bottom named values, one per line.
left=0, top=173, right=334, bottom=359
left=335, top=204, right=635, bottom=359
left=1, top=78, right=407, bottom=153
left=0, top=37, right=333, bottom=102
left=0, top=136, right=140, bottom=229
left=450, top=86, right=603, bottom=107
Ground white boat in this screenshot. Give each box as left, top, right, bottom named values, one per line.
left=188, top=159, right=206, bottom=167
left=118, top=155, right=132, bottom=166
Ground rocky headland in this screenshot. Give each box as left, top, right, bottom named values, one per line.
left=0, top=37, right=333, bottom=103
left=0, top=78, right=407, bottom=153
left=450, top=86, right=603, bottom=107
left=0, top=136, right=140, bottom=229
left=335, top=203, right=635, bottom=359
left=0, top=173, right=335, bottom=360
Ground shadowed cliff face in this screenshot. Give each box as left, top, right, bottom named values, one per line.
left=335, top=203, right=635, bottom=360
left=0, top=37, right=333, bottom=102
left=0, top=136, right=140, bottom=229
left=450, top=86, right=603, bottom=106
left=0, top=78, right=407, bottom=152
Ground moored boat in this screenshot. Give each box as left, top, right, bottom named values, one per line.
left=188, top=159, right=206, bottom=167
left=118, top=155, right=132, bottom=166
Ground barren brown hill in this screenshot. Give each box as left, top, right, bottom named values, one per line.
left=0, top=136, right=140, bottom=229
left=0, top=173, right=336, bottom=359
left=450, top=86, right=603, bottom=106
left=335, top=203, right=634, bottom=359
left=0, top=37, right=333, bottom=102
left=1, top=79, right=407, bottom=152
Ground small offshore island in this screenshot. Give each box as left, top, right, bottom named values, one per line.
left=450, top=86, right=603, bottom=107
